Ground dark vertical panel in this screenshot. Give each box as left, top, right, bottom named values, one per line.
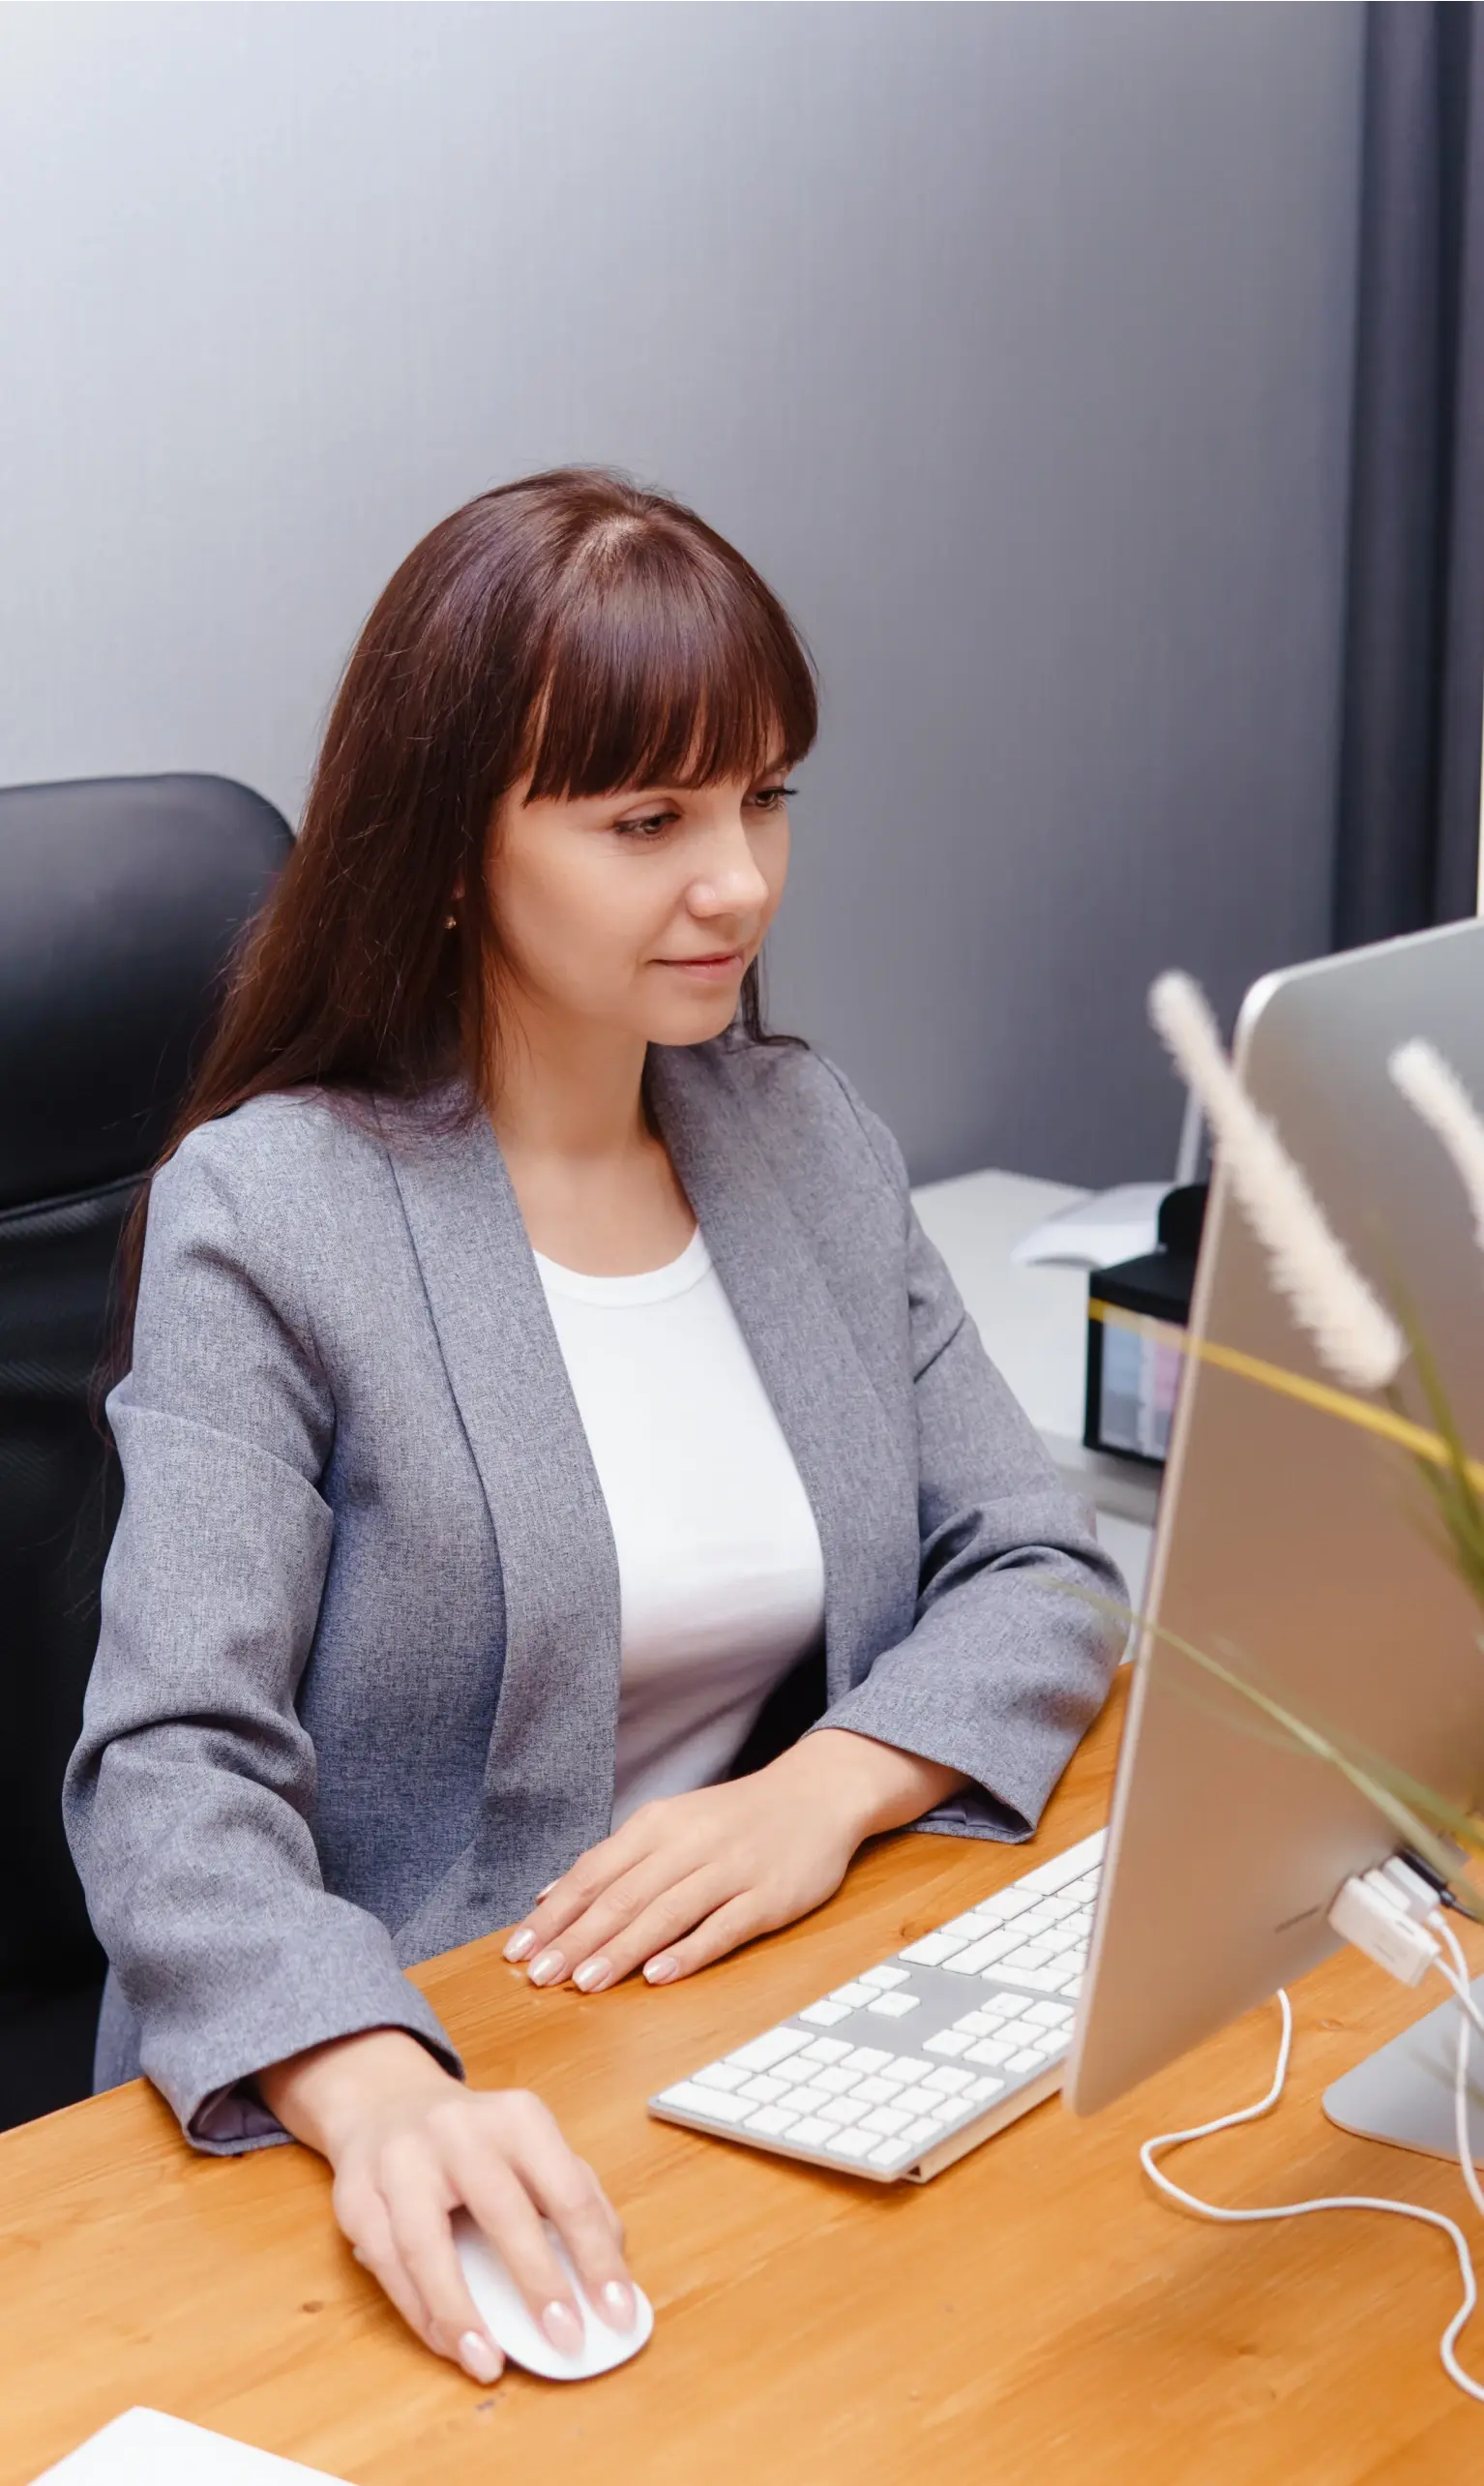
left=1333, top=2, right=1484, bottom=945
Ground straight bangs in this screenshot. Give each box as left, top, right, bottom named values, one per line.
left=521, top=523, right=817, bottom=801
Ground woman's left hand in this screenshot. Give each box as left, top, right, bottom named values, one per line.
left=501, top=1728, right=966, bottom=1993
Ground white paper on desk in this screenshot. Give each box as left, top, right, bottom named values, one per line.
left=31, top=2407, right=349, bottom=2484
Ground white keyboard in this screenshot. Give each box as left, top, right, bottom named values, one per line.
left=649, top=1828, right=1105, bottom=2183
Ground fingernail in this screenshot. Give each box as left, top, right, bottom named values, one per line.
left=600, top=2278, right=637, bottom=2331
left=572, top=1957, right=610, bottom=1992
left=459, top=2330, right=503, bottom=2384
left=528, top=1948, right=566, bottom=1987
left=643, top=1953, right=679, bottom=1985
left=536, top=1881, right=557, bottom=1900
left=503, top=1927, right=536, bottom=1963
left=541, top=2299, right=585, bottom=2356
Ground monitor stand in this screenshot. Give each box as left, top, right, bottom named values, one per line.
left=1323, top=1977, right=1484, bottom=2160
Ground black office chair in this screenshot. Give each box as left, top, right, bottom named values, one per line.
left=0, top=773, right=292, bottom=2129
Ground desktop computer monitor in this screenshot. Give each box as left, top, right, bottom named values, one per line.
left=1065, top=914, right=1484, bottom=2157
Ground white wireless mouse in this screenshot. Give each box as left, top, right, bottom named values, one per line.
left=452, top=2211, right=655, bottom=2381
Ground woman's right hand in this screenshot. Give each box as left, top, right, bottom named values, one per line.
left=255, top=2027, right=636, bottom=2383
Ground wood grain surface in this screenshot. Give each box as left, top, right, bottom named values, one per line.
left=6, top=1673, right=1484, bottom=2484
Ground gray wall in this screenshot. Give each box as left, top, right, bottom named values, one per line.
left=0, top=2, right=1364, bottom=1184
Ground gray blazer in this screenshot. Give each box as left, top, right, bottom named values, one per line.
left=64, top=1033, right=1124, bottom=2153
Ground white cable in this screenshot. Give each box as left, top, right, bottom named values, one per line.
left=1430, top=1914, right=1484, bottom=2228
left=1139, top=1985, right=1484, bottom=2405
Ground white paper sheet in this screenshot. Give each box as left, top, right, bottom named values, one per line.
left=32, top=2408, right=349, bottom=2483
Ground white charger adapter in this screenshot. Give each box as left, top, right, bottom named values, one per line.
left=1328, top=1864, right=1441, bottom=1986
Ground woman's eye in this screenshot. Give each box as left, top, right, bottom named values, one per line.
left=614, top=811, right=676, bottom=840
left=750, top=784, right=797, bottom=812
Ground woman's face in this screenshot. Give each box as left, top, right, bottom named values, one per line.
left=486, top=760, right=794, bottom=1051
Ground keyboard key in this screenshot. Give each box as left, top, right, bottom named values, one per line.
left=660, top=2082, right=751, bottom=2124
left=727, top=2028, right=811, bottom=2074
left=942, top=1910, right=996, bottom=1938
left=965, top=2039, right=1014, bottom=2068
left=889, top=2057, right=935, bottom=2082
left=1025, top=2000, right=1073, bottom=2027
left=861, top=1963, right=910, bottom=1990
left=924, top=2064, right=975, bottom=2094
left=819, top=2096, right=868, bottom=2126
left=814, top=2066, right=862, bottom=2096
left=785, top=2084, right=835, bottom=2118
left=902, top=2117, right=943, bottom=2149
left=788, top=2116, right=835, bottom=2149
left=867, top=1992, right=919, bottom=2020
left=843, top=2047, right=893, bottom=2071
left=964, top=2074, right=1005, bottom=2103
left=996, top=1967, right=1061, bottom=1993
left=1007, top=2048, right=1044, bottom=2073
left=954, top=2011, right=1001, bottom=2037
left=799, top=1999, right=852, bottom=2027
left=894, top=2083, right=950, bottom=2115
left=1017, top=1833, right=1106, bottom=1896
left=740, top=2075, right=789, bottom=2104
left=945, top=1929, right=1022, bottom=1975
left=860, top=2107, right=912, bottom=2137
left=829, top=1982, right=877, bottom=2008
left=1040, top=1926, right=1082, bottom=1957
left=695, top=2062, right=750, bottom=2092
left=1001, top=1942, right=1053, bottom=1969
left=801, top=2036, right=854, bottom=2062
left=924, top=2030, right=972, bottom=2056
left=898, top=1932, right=967, bottom=1966
left=822, top=2127, right=877, bottom=2162
left=745, top=2104, right=801, bottom=2136
left=854, top=2076, right=902, bottom=2106
left=869, top=2137, right=917, bottom=2169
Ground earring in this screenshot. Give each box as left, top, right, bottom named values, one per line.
left=445, top=913, right=458, bottom=930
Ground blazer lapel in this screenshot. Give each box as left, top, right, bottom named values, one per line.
left=648, top=1045, right=916, bottom=1699
left=378, top=1093, right=622, bottom=1883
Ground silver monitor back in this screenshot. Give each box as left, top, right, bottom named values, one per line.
left=1066, top=917, right=1484, bottom=2120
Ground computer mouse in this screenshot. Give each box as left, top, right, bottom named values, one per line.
left=452, top=2211, right=655, bottom=2381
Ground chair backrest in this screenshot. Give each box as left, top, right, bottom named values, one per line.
left=0, top=774, right=293, bottom=1997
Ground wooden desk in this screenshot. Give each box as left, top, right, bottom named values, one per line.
left=6, top=1676, right=1483, bottom=2484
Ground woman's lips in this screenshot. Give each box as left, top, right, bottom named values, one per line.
left=656, top=950, right=745, bottom=981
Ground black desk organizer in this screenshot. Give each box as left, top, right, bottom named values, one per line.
left=1083, top=1183, right=1208, bottom=1468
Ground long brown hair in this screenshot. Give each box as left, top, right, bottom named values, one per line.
left=112, top=467, right=818, bottom=1362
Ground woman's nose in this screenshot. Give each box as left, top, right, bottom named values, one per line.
left=691, top=828, right=769, bottom=915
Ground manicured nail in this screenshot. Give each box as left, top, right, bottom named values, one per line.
left=541, top=2299, right=585, bottom=2356
left=459, top=2330, right=503, bottom=2384
left=600, top=2279, right=637, bottom=2331
left=572, top=1957, right=610, bottom=1992
left=643, top=1953, right=679, bottom=1985
left=503, top=1927, right=536, bottom=1963
left=528, top=1948, right=566, bottom=1986
left=536, top=1881, right=557, bottom=1900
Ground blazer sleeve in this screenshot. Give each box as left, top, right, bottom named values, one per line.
left=63, top=1122, right=463, bottom=2154
left=808, top=1073, right=1129, bottom=1842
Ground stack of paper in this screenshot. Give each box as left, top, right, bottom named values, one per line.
left=32, top=2408, right=349, bottom=2482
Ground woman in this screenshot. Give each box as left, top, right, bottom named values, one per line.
left=65, top=468, right=1123, bottom=2387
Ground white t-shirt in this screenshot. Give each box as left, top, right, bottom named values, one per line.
left=534, top=1227, right=827, bottom=1829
